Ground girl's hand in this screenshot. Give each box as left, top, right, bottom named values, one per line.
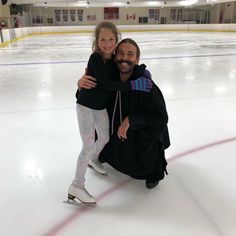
left=77, top=68, right=97, bottom=89
left=117, top=117, right=129, bottom=140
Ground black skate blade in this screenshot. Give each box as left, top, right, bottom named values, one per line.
left=63, top=199, right=96, bottom=208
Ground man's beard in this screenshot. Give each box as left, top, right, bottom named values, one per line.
left=116, top=60, right=134, bottom=74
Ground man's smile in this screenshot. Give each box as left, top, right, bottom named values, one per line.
left=117, top=60, right=132, bottom=66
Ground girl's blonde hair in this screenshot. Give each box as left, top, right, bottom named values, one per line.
left=92, top=21, right=120, bottom=52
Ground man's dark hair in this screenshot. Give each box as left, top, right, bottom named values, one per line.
left=115, top=38, right=140, bottom=59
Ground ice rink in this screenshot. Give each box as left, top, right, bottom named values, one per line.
left=0, top=31, right=236, bottom=236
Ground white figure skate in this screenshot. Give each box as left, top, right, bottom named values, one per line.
left=88, top=160, right=107, bottom=175
left=63, top=184, right=96, bottom=207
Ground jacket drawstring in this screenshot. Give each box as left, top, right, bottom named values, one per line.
left=119, top=91, right=122, bottom=126
left=111, top=91, right=123, bottom=135
left=111, top=91, right=118, bottom=135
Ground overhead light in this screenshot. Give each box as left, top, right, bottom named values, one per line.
left=76, top=1, right=88, bottom=7
left=179, top=0, right=198, bottom=6
left=146, top=1, right=161, bottom=6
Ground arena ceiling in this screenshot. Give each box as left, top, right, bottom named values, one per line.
left=6, top=0, right=234, bottom=8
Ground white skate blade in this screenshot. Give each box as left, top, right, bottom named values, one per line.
left=88, top=164, right=108, bottom=176
left=63, top=199, right=96, bottom=207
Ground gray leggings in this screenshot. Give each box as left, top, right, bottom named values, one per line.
left=72, top=104, right=109, bottom=188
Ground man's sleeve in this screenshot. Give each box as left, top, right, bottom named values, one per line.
left=128, top=85, right=168, bottom=134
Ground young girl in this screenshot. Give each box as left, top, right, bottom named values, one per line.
left=68, top=21, right=152, bottom=205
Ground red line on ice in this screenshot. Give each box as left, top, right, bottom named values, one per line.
left=43, top=137, right=236, bottom=236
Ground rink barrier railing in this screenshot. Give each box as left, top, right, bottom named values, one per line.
left=1, top=24, right=236, bottom=47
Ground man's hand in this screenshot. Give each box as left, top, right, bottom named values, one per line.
left=117, top=117, right=129, bottom=140
left=77, top=68, right=97, bottom=89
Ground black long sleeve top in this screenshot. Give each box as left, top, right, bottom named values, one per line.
left=77, top=52, right=132, bottom=110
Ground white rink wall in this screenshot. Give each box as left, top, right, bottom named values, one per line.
left=1, top=23, right=236, bottom=46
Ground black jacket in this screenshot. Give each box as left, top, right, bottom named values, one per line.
left=99, top=64, right=170, bottom=180
left=77, top=52, right=131, bottom=110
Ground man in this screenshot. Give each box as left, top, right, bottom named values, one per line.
left=79, top=38, right=170, bottom=189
